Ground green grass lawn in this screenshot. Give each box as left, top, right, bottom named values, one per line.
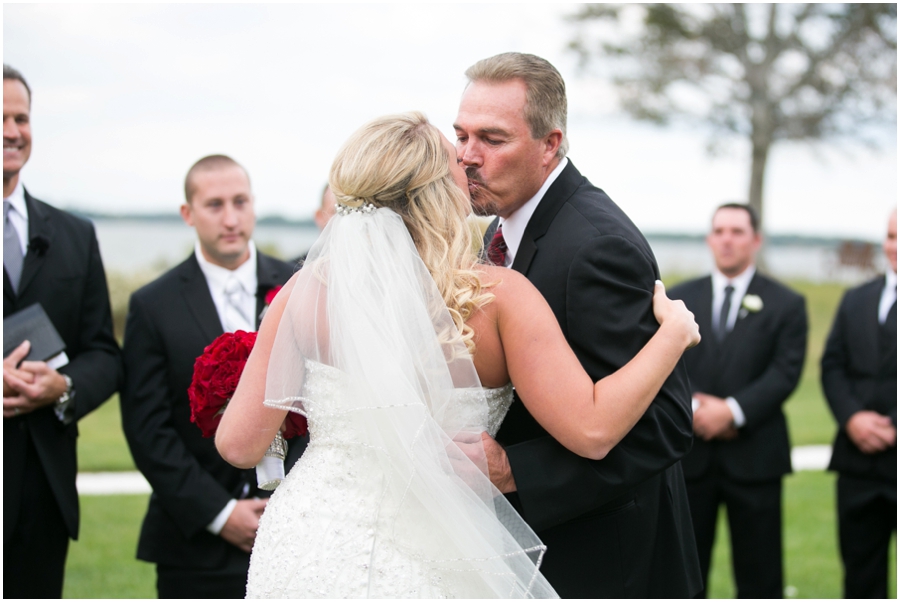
left=706, top=471, right=896, bottom=599
left=77, top=394, right=136, bottom=472
left=64, top=279, right=893, bottom=598
left=64, top=495, right=155, bottom=599
left=65, top=471, right=895, bottom=598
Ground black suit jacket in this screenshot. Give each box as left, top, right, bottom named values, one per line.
left=4, top=191, right=122, bottom=541
left=669, top=272, right=808, bottom=482
left=120, top=251, right=304, bottom=569
left=821, top=276, right=896, bottom=480
left=492, top=161, right=701, bottom=597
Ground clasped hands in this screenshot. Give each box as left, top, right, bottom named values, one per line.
left=846, top=410, right=896, bottom=454
left=692, top=392, right=738, bottom=441
left=3, top=341, right=68, bottom=418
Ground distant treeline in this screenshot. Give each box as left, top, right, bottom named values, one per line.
left=69, top=209, right=876, bottom=247
left=70, top=210, right=316, bottom=229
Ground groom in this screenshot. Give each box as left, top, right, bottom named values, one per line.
left=455, top=53, right=701, bottom=597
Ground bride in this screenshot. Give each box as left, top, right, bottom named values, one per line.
left=216, top=112, right=699, bottom=598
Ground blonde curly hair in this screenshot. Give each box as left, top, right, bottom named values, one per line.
left=329, top=111, right=493, bottom=353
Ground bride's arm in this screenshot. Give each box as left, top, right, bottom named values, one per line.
left=216, top=276, right=295, bottom=469
left=495, top=269, right=699, bottom=461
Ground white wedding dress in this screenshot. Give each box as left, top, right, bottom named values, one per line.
left=246, top=361, right=516, bottom=598
left=246, top=206, right=557, bottom=599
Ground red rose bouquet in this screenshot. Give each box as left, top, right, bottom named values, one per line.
left=188, top=330, right=257, bottom=437
left=188, top=328, right=307, bottom=489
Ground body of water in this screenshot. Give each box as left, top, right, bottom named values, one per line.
left=93, top=219, right=884, bottom=284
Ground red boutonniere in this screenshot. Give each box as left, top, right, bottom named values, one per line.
left=264, top=285, right=283, bottom=306
left=188, top=330, right=308, bottom=439
left=259, top=285, right=283, bottom=322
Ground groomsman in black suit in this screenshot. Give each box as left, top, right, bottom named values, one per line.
left=3, top=65, right=122, bottom=598
left=121, top=155, right=303, bottom=598
left=669, top=203, right=808, bottom=598
left=821, top=208, right=896, bottom=599
left=455, top=52, right=701, bottom=598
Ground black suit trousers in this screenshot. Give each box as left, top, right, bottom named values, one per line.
left=837, top=475, right=897, bottom=598
left=3, top=431, right=69, bottom=599
left=687, top=474, right=783, bottom=598
left=157, top=551, right=250, bottom=599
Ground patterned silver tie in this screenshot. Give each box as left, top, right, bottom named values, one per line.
left=4, top=200, right=24, bottom=292
left=223, top=275, right=253, bottom=332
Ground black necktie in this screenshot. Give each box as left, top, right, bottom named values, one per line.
left=717, top=284, right=734, bottom=343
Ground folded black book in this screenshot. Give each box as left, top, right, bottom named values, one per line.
left=3, top=303, right=66, bottom=363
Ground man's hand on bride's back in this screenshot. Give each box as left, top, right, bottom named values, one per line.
left=652, top=281, right=701, bottom=349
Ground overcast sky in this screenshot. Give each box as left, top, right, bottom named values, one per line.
left=4, top=3, right=896, bottom=239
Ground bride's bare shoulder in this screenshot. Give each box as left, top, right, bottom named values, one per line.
left=474, top=265, right=542, bottom=307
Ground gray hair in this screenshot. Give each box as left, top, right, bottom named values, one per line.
left=465, top=52, right=568, bottom=159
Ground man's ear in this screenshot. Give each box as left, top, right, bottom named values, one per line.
left=179, top=203, right=194, bottom=227
left=542, top=130, right=563, bottom=165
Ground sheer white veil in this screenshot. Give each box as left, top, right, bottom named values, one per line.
left=262, top=201, right=557, bottom=597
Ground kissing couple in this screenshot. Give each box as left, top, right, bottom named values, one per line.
left=217, top=52, right=703, bottom=598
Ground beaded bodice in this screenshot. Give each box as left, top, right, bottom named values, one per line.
left=298, top=360, right=514, bottom=440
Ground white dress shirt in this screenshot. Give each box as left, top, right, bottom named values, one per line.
left=194, top=240, right=258, bottom=534
left=711, top=265, right=756, bottom=334
left=195, top=240, right=258, bottom=334
left=4, top=180, right=29, bottom=256
left=878, top=269, right=897, bottom=325
left=699, top=265, right=757, bottom=428
left=495, top=158, right=568, bottom=267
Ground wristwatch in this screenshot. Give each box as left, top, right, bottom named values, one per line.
left=54, top=374, right=75, bottom=422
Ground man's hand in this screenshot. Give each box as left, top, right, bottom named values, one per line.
left=3, top=350, right=68, bottom=418
left=220, top=498, right=267, bottom=553
left=692, top=393, right=736, bottom=441
left=480, top=432, right=516, bottom=494
left=3, top=341, right=34, bottom=398
left=846, top=411, right=897, bottom=454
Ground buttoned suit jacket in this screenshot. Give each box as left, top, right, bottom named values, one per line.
left=489, top=161, right=701, bottom=598
left=4, top=190, right=122, bottom=542
left=120, top=251, right=305, bottom=570
left=668, top=272, right=808, bottom=481
left=821, top=276, right=896, bottom=480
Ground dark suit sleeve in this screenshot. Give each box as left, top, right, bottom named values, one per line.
left=121, top=293, right=233, bottom=538
left=821, top=292, right=862, bottom=427
left=732, top=294, right=807, bottom=429
left=60, top=224, right=122, bottom=422
left=506, top=235, right=694, bottom=532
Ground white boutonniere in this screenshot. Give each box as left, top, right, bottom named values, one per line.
left=740, top=294, right=763, bottom=319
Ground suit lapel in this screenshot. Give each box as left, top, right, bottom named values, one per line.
left=180, top=255, right=224, bottom=342
left=511, top=161, right=583, bottom=275
left=4, top=270, right=14, bottom=307
left=16, top=191, right=54, bottom=297
left=860, top=279, right=883, bottom=368
left=693, top=277, right=715, bottom=346
left=255, top=253, right=283, bottom=329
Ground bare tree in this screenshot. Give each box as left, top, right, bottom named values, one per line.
left=569, top=4, right=897, bottom=230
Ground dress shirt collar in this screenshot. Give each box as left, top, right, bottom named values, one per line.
left=711, top=264, right=756, bottom=332
left=711, top=264, right=756, bottom=298
left=885, top=269, right=897, bottom=292
left=4, top=180, right=27, bottom=217
left=194, top=239, right=258, bottom=297
left=497, top=157, right=568, bottom=266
